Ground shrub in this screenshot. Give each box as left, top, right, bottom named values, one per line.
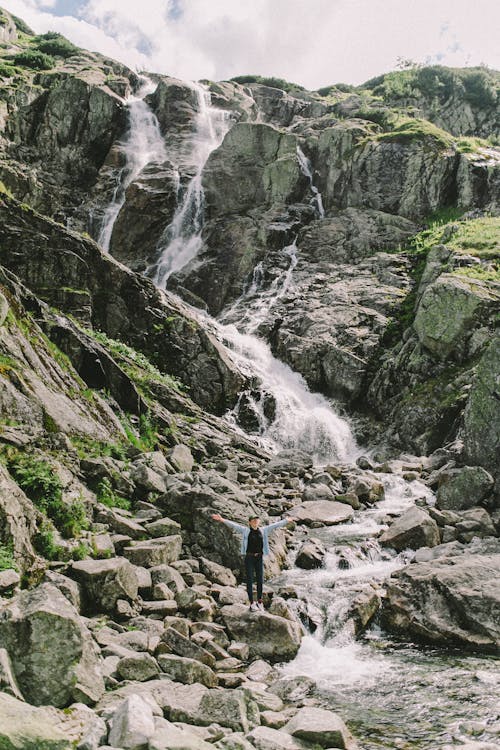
left=10, top=14, right=34, bottom=35
left=230, top=74, right=305, bottom=93
left=34, top=520, right=61, bottom=560
left=36, top=32, right=79, bottom=59
left=97, top=477, right=131, bottom=511
left=11, top=50, right=55, bottom=70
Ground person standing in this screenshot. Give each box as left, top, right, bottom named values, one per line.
left=211, top=513, right=295, bottom=611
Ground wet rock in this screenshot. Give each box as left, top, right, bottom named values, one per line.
left=291, top=500, right=354, bottom=526
left=382, top=552, right=500, bottom=652
left=70, top=557, right=139, bottom=614
left=221, top=603, right=302, bottom=663
left=0, top=583, right=104, bottom=707
left=436, top=466, right=494, bottom=511
left=379, top=506, right=440, bottom=551
left=158, top=653, right=218, bottom=687
left=295, top=538, right=326, bottom=569
left=108, top=694, right=156, bottom=749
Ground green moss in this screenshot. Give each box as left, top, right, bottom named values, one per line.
left=0, top=181, right=14, bottom=197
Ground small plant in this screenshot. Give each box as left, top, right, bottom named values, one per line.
left=33, top=519, right=61, bottom=560
left=96, top=477, right=131, bottom=511
left=70, top=541, right=91, bottom=561
left=0, top=542, right=16, bottom=571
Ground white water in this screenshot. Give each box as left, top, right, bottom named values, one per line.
left=149, top=83, right=232, bottom=288
left=297, top=145, right=325, bottom=218
left=219, top=239, right=298, bottom=331
left=97, top=77, right=167, bottom=252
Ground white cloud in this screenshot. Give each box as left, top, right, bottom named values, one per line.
left=1, top=0, right=499, bottom=87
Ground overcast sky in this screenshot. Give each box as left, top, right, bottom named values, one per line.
left=2, top=0, right=499, bottom=88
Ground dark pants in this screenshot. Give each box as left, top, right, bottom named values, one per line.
left=245, top=554, right=263, bottom=602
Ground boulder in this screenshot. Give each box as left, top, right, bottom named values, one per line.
left=221, top=603, right=302, bottom=663
left=160, top=626, right=216, bottom=668
left=284, top=706, right=357, bottom=748
left=169, top=444, right=195, bottom=472
left=70, top=557, right=139, bottom=614
left=245, top=726, right=307, bottom=750
left=0, top=464, right=38, bottom=571
left=291, top=501, right=354, bottom=526
left=295, top=539, right=326, bottom=569
left=116, top=652, right=160, bottom=682
left=0, top=583, right=104, bottom=707
left=436, top=466, right=494, bottom=511
left=379, top=506, right=440, bottom=551
left=268, top=450, right=313, bottom=475
left=150, top=563, right=186, bottom=592
left=122, top=535, right=182, bottom=567
left=157, top=653, right=218, bottom=687
left=108, top=694, right=156, bottom=750
left=149, top=719, right=215, bottom=750
left=382, top=552, right=500, bottom=652
left=145, top=517, right=182, bottom=538
left=200, top=557, right=237, bottom=586
left=302, top=483, right=335, bottom=502
left=0, top=692, right=72, bottom=750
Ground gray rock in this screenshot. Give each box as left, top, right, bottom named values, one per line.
left=0, top=568, right=20, bottom=592
left=382, top=552, right=500, bottom=652
left=108, top=694, right=156, bottom=749
left=302, top=483, right=335, bottom=502
left=291, top=501, right=354, bottom=526
left=149, top=718, right=215, bottom=750
left=157, top=653, right=218, bottom=687
left=130, top=463, right=167, bottom=494
left=145, top=516, right=182, bottom=538
left=0, top=464, right=38, bottom=571
left=96, top=505, right=146, bottom=539
left=151, top=564, right=186, bottom=593
left=268, top=450, right=313, bottom=475
left=169, top=444, right=195, bottom=472
left=284, top=706, right=357, bottom=748
left=116, top=653, right=160, bottom=682
left=123, top=535, right=182, bottom=567
left=0, top=692, right=72, bottom=749
left=0, top=646, right=23, bottom=699
left=160, top=626, right=216, bottom=668
left=379, top=506, right=440, bottom=551
left=436, top=466, right=494, bottom=511
left=295, top=539, right=326, bottom=569
left=245, top=726, right=308, bottom=750
left=70, top=557, right=139, bottom=614
left=200, top=557, right=237, bottom=586
left=0, top=583, right=104, bottom=707
left=221, top=603, right=302, bottom=663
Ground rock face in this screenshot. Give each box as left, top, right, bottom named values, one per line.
left=0, top=465, right=39, bottom=571
left=0, top=583, right=104, bottom=706
left=382, top=552, right=500, bottom=652
left=221, top=603, right=302, bottom=663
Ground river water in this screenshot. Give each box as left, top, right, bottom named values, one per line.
left=94, top=77, right=500, bottom=750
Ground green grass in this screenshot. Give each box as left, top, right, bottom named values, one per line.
left=0, top=542, right=16, bottom=571
left=453, top=265, right=500, bottom=283
left=71, top=435, right=128, bottom=462
left=230, top=74, right=305, bottom=93
left=374, top=116, right=454, bottom=149
left=10, top=49, right=55, bottom=70
left=442, top=217, right=500, bottom=259
left=34, top=32, right=79, bottom=59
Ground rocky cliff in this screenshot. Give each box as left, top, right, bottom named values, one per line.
left=0, top=7, right=499, bottom=750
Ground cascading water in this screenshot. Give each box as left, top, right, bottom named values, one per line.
left=297, top=145, right=325, bottom=218
left=97, top=77, right=167, bottom=252
left=148, top=83, right=232, bottom=288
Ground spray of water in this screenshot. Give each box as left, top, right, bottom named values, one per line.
left=297, top=145, right=325, bottom=218
left=98, top=77, right=167, bottom=252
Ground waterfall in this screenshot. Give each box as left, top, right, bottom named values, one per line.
left=97, top=79, right=357, bottom=464
left=297, top=145, right=325, bottom=218
left=148, top=83, right=232, bottom=288
left=97, top=77, right=167, bottom=252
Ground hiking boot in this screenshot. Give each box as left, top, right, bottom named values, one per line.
left=249, top=602, right=258, bottom=612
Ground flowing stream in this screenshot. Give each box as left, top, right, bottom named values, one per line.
left=96, top=79, right=500, bottom=749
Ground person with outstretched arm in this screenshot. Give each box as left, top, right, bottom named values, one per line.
left=211, top=512, right=296, bottom=612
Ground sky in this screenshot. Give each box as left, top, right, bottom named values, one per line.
left=1, top=0, right=499, bottom=89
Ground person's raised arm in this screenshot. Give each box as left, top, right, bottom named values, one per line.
left=211, top=514, right=246, bottom=532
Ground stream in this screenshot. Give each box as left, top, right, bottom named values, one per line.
left=92, top=77, right=500, bottom=750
